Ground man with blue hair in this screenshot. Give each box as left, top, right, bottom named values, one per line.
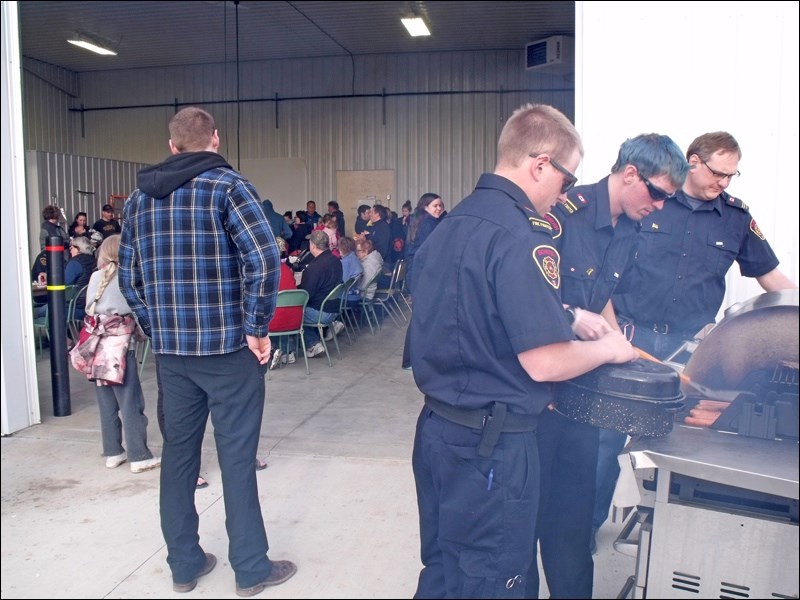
left=526, top=134, right=688, bottom=598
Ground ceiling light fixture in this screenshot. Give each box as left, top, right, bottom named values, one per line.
left=67, top=34, right=117, bottom=56
left=401, top=17, right=430, bottom=37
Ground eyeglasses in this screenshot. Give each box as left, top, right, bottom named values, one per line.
left=700, top=158, right=740, bottom=182
left=530, top=153, right=578, bottom=194
left=638, top=173, right=675, bottom=201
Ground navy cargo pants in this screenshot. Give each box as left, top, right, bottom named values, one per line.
left=413, top=407, right=539, bottom=598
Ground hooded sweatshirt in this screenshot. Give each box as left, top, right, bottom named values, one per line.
left=118, top=151, right=281, bottom=355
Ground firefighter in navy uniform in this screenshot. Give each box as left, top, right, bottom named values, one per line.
left=614, top=131, right=796, bottom=362
left=407, top=103, right=637, bottom=599
left=528, top=134, right=688, bottom=599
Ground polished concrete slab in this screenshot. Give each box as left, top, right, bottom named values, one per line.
left=1, top=317, right=635, bottom=598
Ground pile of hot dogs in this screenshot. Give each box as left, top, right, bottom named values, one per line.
left=684, top=399, right=731, bottom=427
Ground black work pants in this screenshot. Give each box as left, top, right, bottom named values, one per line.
left=525, top=409, right=598, bottom=598
left=157, top=349, right=273, bottom=588
left=413, top=407, right=539, bottom=598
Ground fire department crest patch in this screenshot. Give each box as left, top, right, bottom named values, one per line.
left=749, top=219, right=765, bottom=240
left=533, top=245, right=560, bottom=289
left=542, top=212, right=562, bottom=239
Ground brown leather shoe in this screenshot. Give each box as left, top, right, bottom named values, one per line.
left=235, top=560, right=297, bottom=596
left=173, top=552, right=217, bottom=593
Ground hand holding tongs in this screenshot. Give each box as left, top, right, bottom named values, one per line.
left=635, top=347, right=740, bottom=402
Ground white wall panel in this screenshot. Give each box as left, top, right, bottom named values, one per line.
left=577, top=0, right=798, bottom=313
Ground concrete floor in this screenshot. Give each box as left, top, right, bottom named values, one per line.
left=1, top=317, right=635, bottom=599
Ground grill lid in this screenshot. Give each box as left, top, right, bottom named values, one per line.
left=683, top=289, right=799, bottom=391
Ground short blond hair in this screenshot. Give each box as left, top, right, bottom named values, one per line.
left=169, top=107, right=216, bottom=152
left=496, top=103, right=583, bottom=169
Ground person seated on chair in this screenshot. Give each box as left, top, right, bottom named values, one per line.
left=327, top=201, right=346, bottom=238
left=364, top=204, right=392, bottom=265
left=268, top=237, right=303, bottom=370
left=262, top=198, right=293, bottom=243
left=354, top=204, right=371, bottom=236
left=31, top=249, right=51, bottom=314
left=315, top=213, right=340, bottom=256
left=305, top=200, right=321, bottom=227
left=297, top=230, right=343, bottom=358
left=68, top=211, right=93, bottom=241
left=350, top=238, right=383, bottom=302
left=288, top=210, right=313, bottom=254
left=338, top=237, right=363, bottom=285
left=66, top=236, right=97, bottom=320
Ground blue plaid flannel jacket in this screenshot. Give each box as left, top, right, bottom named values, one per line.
left=119, top=153, right=280, bottom=356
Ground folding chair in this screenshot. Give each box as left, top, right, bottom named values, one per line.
left=339, top=275, right=361, bottom=344
left=354, top=270, right=383, bottom=335
left=373, top=260, right=408, bottom=327
left=306, top=282, right=346, bottom=367
left=268, top=289, right=310, bottom=378
left=66, top=284, right=88, bottom=342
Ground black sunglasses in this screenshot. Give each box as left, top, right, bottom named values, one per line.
left=638, top=173, right=675, bottom=201
left=530, top=153, right=578, bottom=194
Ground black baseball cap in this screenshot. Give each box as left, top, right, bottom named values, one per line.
left=102, top=204, right=114, bottom=212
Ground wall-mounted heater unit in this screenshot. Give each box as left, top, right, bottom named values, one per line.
left=525, top=36, right=574, bottom=70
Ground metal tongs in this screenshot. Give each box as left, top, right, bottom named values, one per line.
left=635, top=347, right=741, bottom=402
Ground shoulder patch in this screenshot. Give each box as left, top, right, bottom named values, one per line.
left=749, top=218, right=765, bottom=240
left=533, top=245, right=560, bottom=289
left=542, top=212, right=562, bottom=239
left=726, top=195, right=749, bottom=212
left=561, top=192, right=589, bottom=215
left=528, top=216, right=553, bottom=235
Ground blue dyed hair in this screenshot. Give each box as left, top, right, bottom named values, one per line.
left=610, top=133, right=689, bottom=189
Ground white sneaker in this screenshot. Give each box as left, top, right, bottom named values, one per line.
left=306, top=342, right=325, bottom=358
left=270, top=348, right=283, bottom=370
left=105, top=452, right=127, bottom=469
left=324, top=320, right=345, bottom=341
left=286, top=351, right=296, bottom=364
left=130, top=456, right=161, bottom=473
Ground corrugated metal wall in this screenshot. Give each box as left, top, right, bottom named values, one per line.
left=22, top=50, right=574, bottom=215
left=25, top=151, right=149, bottom=258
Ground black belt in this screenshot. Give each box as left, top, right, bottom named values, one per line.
left=424, top=397, right=538, bottom=458
left=636, top=321, right=696, bottom=337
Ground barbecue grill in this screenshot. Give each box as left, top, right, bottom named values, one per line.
left=617, top=289, right=799, bottom=599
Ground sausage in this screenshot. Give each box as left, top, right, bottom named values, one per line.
left=696, top=399, right=731, bottom=411
left=684, top=416, right=717, bottom=427
left=689, top=408, right=722, bottom=421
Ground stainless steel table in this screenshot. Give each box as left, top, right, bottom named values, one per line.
left=622, top=426, right=799, bottom=598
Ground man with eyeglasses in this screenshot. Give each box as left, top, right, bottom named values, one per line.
left=407, top=103, right=637, bottom=599
left=525, top=134, right=688, bottom=599
left=614, top=131, right=796, bottom=361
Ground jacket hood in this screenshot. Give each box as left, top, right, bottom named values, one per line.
left=136, top=151, right=232, bottom=198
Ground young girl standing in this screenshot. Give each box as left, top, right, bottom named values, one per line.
left=83, top=234, right=160, bottom=473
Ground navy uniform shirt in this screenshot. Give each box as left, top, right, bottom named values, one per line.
left=614, top=190, right=780, bottom=334
left=408, top=173, right=574, bottom=416
left=546, top=176, right=638, bottom=314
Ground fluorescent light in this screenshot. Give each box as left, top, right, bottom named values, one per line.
left=401, top=17, right=430, bottom=37
left=67, top=36, right=117, bottom=56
